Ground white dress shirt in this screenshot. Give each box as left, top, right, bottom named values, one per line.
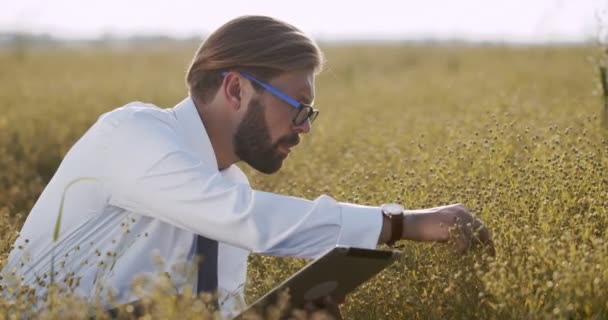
left=1, top=97, right=383, bottom=318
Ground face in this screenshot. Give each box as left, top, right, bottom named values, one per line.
left=233, top=70, right=315, bottom=174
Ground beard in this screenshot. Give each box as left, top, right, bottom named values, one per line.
left=234, top=97, right=299, bottom=174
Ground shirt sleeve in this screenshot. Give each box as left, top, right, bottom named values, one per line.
left=104, top=110, right=382, bottom=259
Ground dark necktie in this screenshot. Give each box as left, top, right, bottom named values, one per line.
left=196, top=235, right=219, bottom=307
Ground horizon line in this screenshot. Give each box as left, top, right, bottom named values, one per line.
left=0, top=30, right=601, bottom=46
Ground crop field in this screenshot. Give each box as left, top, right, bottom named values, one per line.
left=0, top=43, right=607, bottom=319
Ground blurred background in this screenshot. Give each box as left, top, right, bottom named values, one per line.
left=3, top=2, right=608, bottom=319
left=1, top=0, right=607, bottom=46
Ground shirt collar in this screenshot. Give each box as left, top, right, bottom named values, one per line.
left=172, top=96, right=219, bottom=171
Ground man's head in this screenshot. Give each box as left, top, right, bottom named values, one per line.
left=186, top=16, right=324, bottom=174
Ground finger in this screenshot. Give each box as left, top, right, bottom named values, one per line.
left=451, top=223, right=472, bottom=253
left=472, top=220, right=496, bottom=255
left=476, top=225, right=490, bottom=244
left=479, top=229, right=496, bottom=256
left=463, top=223, right=494, bottom=257
left=485, top=238, right=496, bottom=256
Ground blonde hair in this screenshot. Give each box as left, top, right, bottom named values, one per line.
left=186, top=15, right=324, bottom=103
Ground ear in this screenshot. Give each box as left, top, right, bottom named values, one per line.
left=223, top=73, right=242, bottom=109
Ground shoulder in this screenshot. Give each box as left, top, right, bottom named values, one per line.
left=97, top=101, right=184, bottom=155
left=221, top=164, right=251, bottom=186
left=98, top=101, right=178, bottom=131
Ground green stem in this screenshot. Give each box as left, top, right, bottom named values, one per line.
left=600, top=66, right=608, bottom=127
left=50, top=177, right=98, bottom=289
left=53, top=177, right=98, bottom=241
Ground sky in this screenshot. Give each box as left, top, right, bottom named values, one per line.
left=1, top=0, right=607, bottom=43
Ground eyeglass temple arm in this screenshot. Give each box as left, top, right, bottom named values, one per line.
left=222, top=71, right=303, bottom=109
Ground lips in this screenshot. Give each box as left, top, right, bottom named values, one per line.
left=277, top=135, right=299, bottom=156
left=278, top=142, right=298, bottom=155
left=279, top=143, right=295, bottom=154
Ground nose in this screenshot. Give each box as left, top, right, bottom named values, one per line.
left=293, top=119, right=312, bottom=134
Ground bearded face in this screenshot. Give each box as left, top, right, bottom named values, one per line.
left=233, top=97, right=300, bottom=174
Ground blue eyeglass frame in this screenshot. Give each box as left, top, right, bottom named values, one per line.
left=221, top=71, right=319, bottom=126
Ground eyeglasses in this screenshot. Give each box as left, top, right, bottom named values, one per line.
left=221, top=71, right=319, bottom=126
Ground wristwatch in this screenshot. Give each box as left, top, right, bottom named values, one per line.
left=381, top=203, right=405, bottom=246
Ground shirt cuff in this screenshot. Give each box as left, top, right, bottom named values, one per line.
left=336, top=202, right=383, bottom=249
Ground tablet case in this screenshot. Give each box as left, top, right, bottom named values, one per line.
left=234, top=246, right=401, bottom=319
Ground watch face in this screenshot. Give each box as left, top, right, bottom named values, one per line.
left=383, top=203, right=404, bottom=215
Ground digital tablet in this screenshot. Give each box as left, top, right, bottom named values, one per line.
left=234, top=246, right=401, bottom=319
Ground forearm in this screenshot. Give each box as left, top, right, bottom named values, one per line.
left=379, top=203, right=494, bottom=256
left=401, top=210, right=450, bottom=242
left=378, top=205, right=468, bottom=244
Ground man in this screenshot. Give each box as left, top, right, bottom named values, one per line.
left=1, top=16, right=493, bottom=319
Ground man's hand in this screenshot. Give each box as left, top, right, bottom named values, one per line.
left=400, top=203, right=495, bottom=255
